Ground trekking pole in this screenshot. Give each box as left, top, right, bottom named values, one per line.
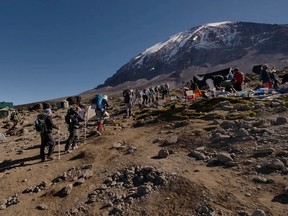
left=58, top=126, right=61, bottom=160
left=84, top=110, right=87, bottom=144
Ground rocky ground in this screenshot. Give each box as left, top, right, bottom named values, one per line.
left=1, top=81, right=288, bottom=216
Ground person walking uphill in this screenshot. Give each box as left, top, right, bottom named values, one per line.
left=40, top=108, right=59, bottom=162
left=64, top=106, right=83, bottom=153
left=91, top=94, right=109, bottom=136
left=123, top=89, right=133, bottom=118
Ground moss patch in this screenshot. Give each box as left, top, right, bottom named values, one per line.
left=189, top=97, right=252, bottom=112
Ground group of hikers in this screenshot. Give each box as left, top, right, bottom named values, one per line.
left=35, top=93, right=110, bottom=162
left=34, top=83, right=172, bottom=161
left=122, top=84, right=170, bottom=118
left=8, top=64, right=281, bottom=162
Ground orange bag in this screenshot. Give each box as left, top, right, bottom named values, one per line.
left=195, top=89, right=202, bottom=96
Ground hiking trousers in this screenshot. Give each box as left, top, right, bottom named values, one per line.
left=65, top=128, right=78, bottom=151
left=40, top=133, right=55, bottom=160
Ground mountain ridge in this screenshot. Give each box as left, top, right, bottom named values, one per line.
left=97, top=21, right=288, bottom=89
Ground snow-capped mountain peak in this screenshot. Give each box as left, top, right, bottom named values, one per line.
left=98, top=22, right=288, bottom=88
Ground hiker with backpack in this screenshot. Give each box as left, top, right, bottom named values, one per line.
left=91, top=94, right=109, bottom=135
left=64, top=106, right=83, bottom=153
left=135, top=89, right=143, bottom=109
left=123, top=89, right=133, bottom=118
left=37, top=108, right=59, bottom=162
left=142, top=88, right=149, bottom=105
left=10, top=110, right=21, bottom=129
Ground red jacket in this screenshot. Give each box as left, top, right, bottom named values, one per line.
left=234, top=71, right=245, bottom=84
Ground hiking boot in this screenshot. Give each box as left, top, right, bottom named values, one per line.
left=64, top=150, right=71, bottom=154
left=96, top=130, right=102, bottom=136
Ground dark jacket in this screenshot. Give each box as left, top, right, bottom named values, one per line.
left=259, top=69, right=271, bottom=84
left=45, top=115, right=58, bottom=133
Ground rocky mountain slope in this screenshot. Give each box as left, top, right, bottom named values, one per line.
left=98, top=21, right=288, bottom=89
left=1, top=75, right=288, bottom=215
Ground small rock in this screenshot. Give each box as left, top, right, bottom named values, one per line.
left=158, top=149, right=169, bottom=158
left=36, top=203, right=48, bottom=210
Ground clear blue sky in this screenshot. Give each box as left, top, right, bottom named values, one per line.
left=1, top=0, right=287, bottom=105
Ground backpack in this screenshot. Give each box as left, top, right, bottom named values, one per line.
left=35, top=113, right=47, bottom=133
left=65, top=109, right=79, bottom=127
left=136, top=89, right=143, bottom=98
left=91, top=94, right=103, bottom=110
left=123, top=89, right=132, bottom=103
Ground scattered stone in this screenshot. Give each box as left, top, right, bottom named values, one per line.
left=188, top=150, right=206, bottom=160
left=36, top=203, right=48, bottom=210
left=252, top=176, right=267, bottom=184
left=265, top=159, right=285, bottom=170
left=254, top=148, right=275, bottom=156
left=251, top=209, right=266, bottom=216
left=158, top=149, right=169, bottom=158
left=136, top=184, right=152, bottom=196
left=217, top=153, right=233, bottom=163
left=59, top=184, right=73, bottom=197
left=274, top=116, right=287, bottom=125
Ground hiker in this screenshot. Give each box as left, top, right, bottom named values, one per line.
left=149, top=87, right=156, bottom=103
left=40, top=108, right=59, bottom=162
left=10, top=111, right=20, bottom=129
left=162, top=83, right=170, bottom=99
left=95, top=94, right=109, bottom=135
left=142, top=88, right=149, bottom=105
left=259, top=64, right=272, bottom=89
left=232, top=68, right=245, bottom=91
left=64, top=106, right=83, bottom=153
left=269, top=68, right=280, bottom=89
left=154, top=85, right=160, bottom=101
left=135, top=89, right=143, bottom=108
left=123, top=89, right=133, bottom=118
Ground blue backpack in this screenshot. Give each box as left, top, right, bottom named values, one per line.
left=92, top=94, right=103, bottom=110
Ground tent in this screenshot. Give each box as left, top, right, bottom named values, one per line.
left=252, top=65, right=262, bottom=75
left=196, top=67, right=232, bottom=78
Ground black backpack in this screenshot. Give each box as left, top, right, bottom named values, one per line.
left=123, top=90, right=132, bottom=103
left=35, top=113, right=47, bottom=133
left=65, top=109, right=79, bottom=127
